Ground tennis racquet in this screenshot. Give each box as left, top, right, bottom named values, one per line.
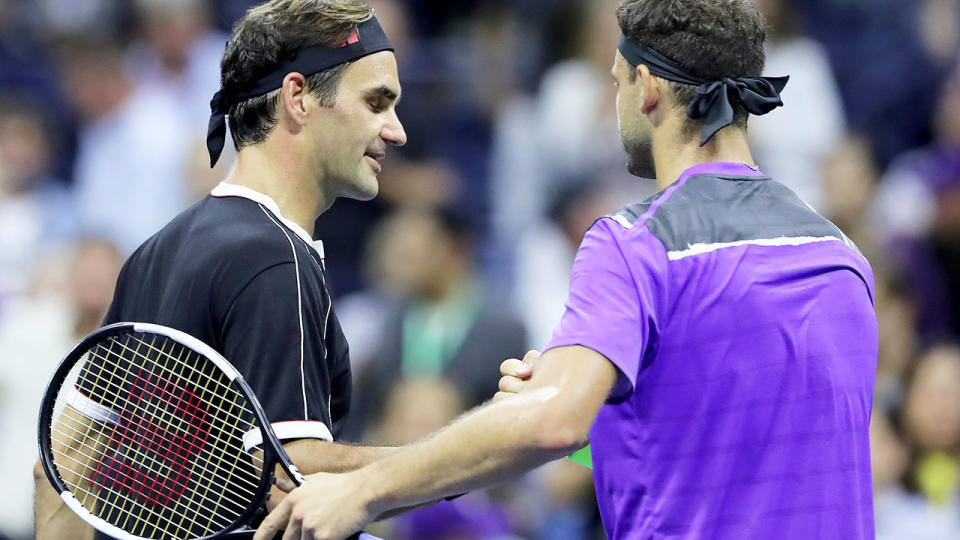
left=37, top=322, right=371, bottom=540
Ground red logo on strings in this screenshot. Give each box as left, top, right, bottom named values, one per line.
left=94, top=369, right=211, bottom=509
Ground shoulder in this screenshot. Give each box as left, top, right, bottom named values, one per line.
left=129, top=196, right=300, bottom=286
left=192, top=196, right=300, bottom=265
left=608, top=173, right=847, bottom=256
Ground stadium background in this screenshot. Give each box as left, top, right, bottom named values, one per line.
left=1, top=0, right=959, bottom=538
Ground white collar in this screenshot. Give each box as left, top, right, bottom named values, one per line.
left=210, top=182, right=325, bottom=258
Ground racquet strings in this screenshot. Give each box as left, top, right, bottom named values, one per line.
left=48, top=330, right=266, bottom=539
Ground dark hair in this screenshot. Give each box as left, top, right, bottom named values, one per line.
left=617, top=0, right=767, bottom=129
left=220, top=0, right=373, bottom=150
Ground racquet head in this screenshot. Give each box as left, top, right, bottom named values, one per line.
left=37, top=322, right=305, bottom=540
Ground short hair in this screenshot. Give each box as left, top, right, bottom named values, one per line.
left=220, top=0, right=373, bottom=150
left=616, top=0, right=767, bottom=129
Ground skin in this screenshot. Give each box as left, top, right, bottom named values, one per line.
left=230, top=50, right=406, bottom=232
left=254, top=46, right=766, bottom=540
left=34, top=51, right=407, bottom=540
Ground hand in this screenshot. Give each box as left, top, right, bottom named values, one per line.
left=253, top=471, right=374, bottom=540
left=494, top=349, right=539, bottom=401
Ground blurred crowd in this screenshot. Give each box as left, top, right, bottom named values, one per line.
left=0, top=0, right=959, bottom=538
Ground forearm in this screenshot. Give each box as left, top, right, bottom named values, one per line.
left=266, top=439, right=399, bottom=509
left=284, top=439, right=397, bottom=475
left=34, top=460, right=94, bottom=540
left=359, top=387, right=587, bottom=515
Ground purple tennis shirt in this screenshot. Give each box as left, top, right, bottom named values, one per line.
left=545, top=162, right=877, bottom=539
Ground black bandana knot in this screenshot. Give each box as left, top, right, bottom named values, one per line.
left=206, top=90, right=229, bottom=168
left=617, top=35, right=789, bottom=146
left=687, top=76, right=789, bottom=146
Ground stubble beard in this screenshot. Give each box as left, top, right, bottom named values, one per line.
left=623, top=132, right=656, bottom=179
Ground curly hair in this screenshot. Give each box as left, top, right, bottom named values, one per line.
left=617, top=0, right=767, bottom=129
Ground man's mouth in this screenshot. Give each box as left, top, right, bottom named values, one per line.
left=364, top=151, right=384, bottom=174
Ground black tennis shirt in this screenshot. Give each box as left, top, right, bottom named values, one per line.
left=101, top=182, right=351, bottom=445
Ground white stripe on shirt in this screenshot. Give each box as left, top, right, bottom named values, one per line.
left=257, top=205, right=310, bottom=420
left=667, top=236, right=842, bottom=260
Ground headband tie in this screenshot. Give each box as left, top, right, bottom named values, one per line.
left=617, top=35, right=788, bottom=146
left=207, top=16, right=394, bottom=167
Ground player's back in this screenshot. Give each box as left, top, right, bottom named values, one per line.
left=589, top=163, right=877, bottom=539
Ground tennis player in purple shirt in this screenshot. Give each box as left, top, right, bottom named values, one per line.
left=256, top=1, right=878, bottom=538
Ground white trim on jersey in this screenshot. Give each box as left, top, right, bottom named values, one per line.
left=667, top=236, right=843, bottom=260
left=257, top=205, right=311, bottom=421
left=66, top=387, right=120, bottom=425
left=210, top=181, right=325, bottom=258
left=242, top=420, right=334, bottom=452
left=610, top=214, right=634, bottom=229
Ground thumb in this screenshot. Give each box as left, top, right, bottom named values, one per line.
left=522, top=350, right=541, bottom=367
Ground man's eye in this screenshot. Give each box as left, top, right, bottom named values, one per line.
left=369, top=101, right=384, bottom=113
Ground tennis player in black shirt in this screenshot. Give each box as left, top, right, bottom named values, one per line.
left=35, top=2, right=406, bottom=538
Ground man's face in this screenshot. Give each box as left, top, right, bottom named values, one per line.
left=308, top=51, right=406, bottom=201
left=611, top=51, right=656, bottom=179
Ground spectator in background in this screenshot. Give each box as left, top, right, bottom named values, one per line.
left=898, top=344, right=960, bottom=533
left=871, top=408, right=948, bottom=540
left=28, top=0, right=123, bottom=40
left=0, top=97, right=75, bottom=301
left=0, top=237, right=121, bottom=539
left=490, top=0, right=650, bottom=246
left=0, top=1, right=74, bottom=178
left=63, top=38, right=192, bottom=253
left=332, top=166, right=453, bottom=380
left=749, top=0, right=845, bottom=211
left=513, top=182, right=616, bottom=349
left=348, top=207, right=526, bottom=437
left=872, top=266, right=921, bottom=412
left=918, top=0, right=960, bottom=67
left=125, top=0, right=226, bottom=133
left=821, top=134, right=879, bottom=255
left=799, top=0, right=944, bottom=167
left=875, top=72, right=960, bottom=339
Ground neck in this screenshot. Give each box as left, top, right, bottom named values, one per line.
left=224, top=137, right=332, bottom=233
left=652, top=117, right=756, bottom=190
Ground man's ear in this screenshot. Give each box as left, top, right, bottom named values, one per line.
left=637, top=64, right=661, bottom=115
left=280, top=72, right=310, bottom=127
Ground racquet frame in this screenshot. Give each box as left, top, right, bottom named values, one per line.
left=37, top=322, right=306, bottom=540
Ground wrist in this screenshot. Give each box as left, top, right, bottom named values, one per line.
left=354, top=462, right=391, bottom=518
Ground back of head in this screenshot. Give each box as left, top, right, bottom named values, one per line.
left=221, top=0, right=373, bottom=150
left=616, top=0, right=767, bottom=130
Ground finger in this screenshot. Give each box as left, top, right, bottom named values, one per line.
left=493, top=391, right=512, bottom=402
left=498, top=375, right=525, bottom=394
left=276, top=476, right=296, bottom=493
left=266, top=485, right=288, bottom=511
left=499, top=358, right=521, bottom=375
left=254, top=498, right=292, bottom=540
left=522, top=349, right=541, bottom=367
left=500, top=358, right=533, bottom=379
left=280, top=513, right=301, bottom=540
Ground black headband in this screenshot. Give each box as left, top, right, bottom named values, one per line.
left=207, top=16, right=394, bottom=167
left=617, top=35, right=788, bottom=146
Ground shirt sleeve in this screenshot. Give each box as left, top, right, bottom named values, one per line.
left=544, top=218, right=666, bottom=399
left=220, top=262, right=334, bottom=447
